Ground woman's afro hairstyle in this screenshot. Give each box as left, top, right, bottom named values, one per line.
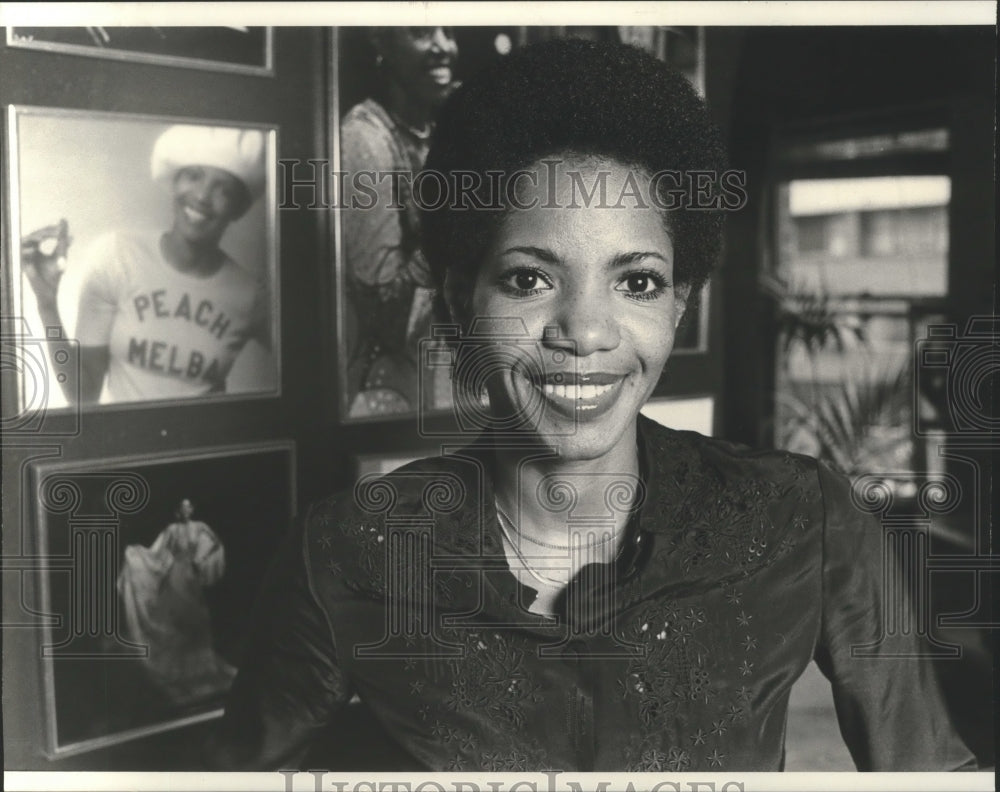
left=420, top=37, right=728, bottom=321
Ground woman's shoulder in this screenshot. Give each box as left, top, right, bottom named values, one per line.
left=304, top=451, right=478, bottom=532
left=340, top=98, right=399, bottom=166
left=639, top=415, right=822, bottom=484
left=340, top=98, right=395, bottom=148
left=341, top=97, right=392, bottom=132
left=301, top=451, right=481, bottom=598
left=75, top=230, right=154, bottom=268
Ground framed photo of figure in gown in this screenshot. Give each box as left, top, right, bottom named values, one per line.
left=30, top=441, right=295, bottom=757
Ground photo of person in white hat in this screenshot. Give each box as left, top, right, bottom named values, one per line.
left=19, top=117, right=275, bottom=405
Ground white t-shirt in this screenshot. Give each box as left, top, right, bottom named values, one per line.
left=70, top=232, right=266, bottom=403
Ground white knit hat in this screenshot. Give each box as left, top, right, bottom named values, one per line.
left=151, top=124, right=267, bottom=201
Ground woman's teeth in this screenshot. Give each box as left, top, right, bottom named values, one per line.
left=542, top=382, right=615, bottom=400
left=184, top=206, right=208, bottom=223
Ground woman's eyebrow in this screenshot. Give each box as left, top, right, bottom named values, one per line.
left=499, top=248, right=669, bottom=269
left=499, top=246, right=561, bottom=264
left=608, top=251, right=670, bottom=269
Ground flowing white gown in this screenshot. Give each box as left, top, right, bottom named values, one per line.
left=117, top=518, right=236, bottom=705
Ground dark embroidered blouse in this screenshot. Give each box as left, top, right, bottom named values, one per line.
left=208, top=417, right=975, bottom=772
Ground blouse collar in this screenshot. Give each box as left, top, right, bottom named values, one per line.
left=427, top=415, right=696, bottom=560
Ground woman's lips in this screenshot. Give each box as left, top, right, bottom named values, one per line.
left=517, top=371, right=627, bottom=419
left=183, top=205, right=210, bottom=224
left=428, top=65, right=452, bottom=84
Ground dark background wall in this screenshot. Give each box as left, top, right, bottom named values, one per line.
left=1, top=25, right=994, bottom=770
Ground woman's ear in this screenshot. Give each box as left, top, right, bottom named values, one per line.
left=674, top=282, right=693, bottom=328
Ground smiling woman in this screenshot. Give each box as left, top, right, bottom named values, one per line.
left=209, top=39, right=977, bottom=772
left=18, top=118, right=275, bottom=405
left=471, top=158, right=688, bottom=465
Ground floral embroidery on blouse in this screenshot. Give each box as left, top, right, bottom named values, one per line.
left=621, top=600, right=714, bottom=729
left=442, top=629, right=542, bottom=728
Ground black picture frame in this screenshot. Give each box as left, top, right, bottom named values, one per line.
left=30, top=441, right=295, bottom=757
left=6, top=27, right=274, bottom=76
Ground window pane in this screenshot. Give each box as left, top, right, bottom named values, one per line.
left=778, top=176, right=950, bottom=298
left=771, top=175, right=950, bottom=483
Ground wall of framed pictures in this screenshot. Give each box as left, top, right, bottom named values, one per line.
left=3, top=18, right=994, bottom=776
left=0, top=26, right=330, bottom=770
left=2, top=23, right=725, bottom=771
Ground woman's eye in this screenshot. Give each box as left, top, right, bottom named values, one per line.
left=515, top=271, right=539, bottom=290
left=499, top=268, right=552, bottom=296
left=616, top=271, right=667, bottom=300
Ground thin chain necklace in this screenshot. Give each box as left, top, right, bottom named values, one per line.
left=493, top=499, right=618, bottom=551
left=494, top=504, right=569, bottom=588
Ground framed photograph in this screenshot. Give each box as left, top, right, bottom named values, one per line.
left=30, top=441, right=295, bottom=757
left=5, top=106, right=280, bottom=411
left=5, top=27, right=274, bottom=76
left=332, top=27, right=458, bottom=422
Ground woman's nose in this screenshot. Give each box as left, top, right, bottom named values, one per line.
left=544, top=292, right=621, bottom=357
left=430, top=27, right=456, bottom=55
left=191, top=178, right=211, bottom=203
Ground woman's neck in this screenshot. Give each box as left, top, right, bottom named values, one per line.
left=379, top=81, right=433, bottom=134
left=161, top=230, right=224, bottom=276
left=491, top=428, right=641, bottom=549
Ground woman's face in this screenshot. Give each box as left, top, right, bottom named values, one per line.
left=376, top=27, right=458, bottom=108
left=178, top=499, right=194, bottom=520
left=171, top=165, right=248, bottom=245
left=468, top=156, right=689, bottom=462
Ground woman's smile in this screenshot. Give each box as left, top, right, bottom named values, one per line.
left=515, top=369, right=628, bottom=418
left=181, top=204, right=214, bottom=226
left=171, top=165, right=247, bottom=245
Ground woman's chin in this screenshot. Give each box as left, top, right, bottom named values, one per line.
left=499, top=398, right=636, bottom=461
left=540, top=421, right=635, bottom=462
